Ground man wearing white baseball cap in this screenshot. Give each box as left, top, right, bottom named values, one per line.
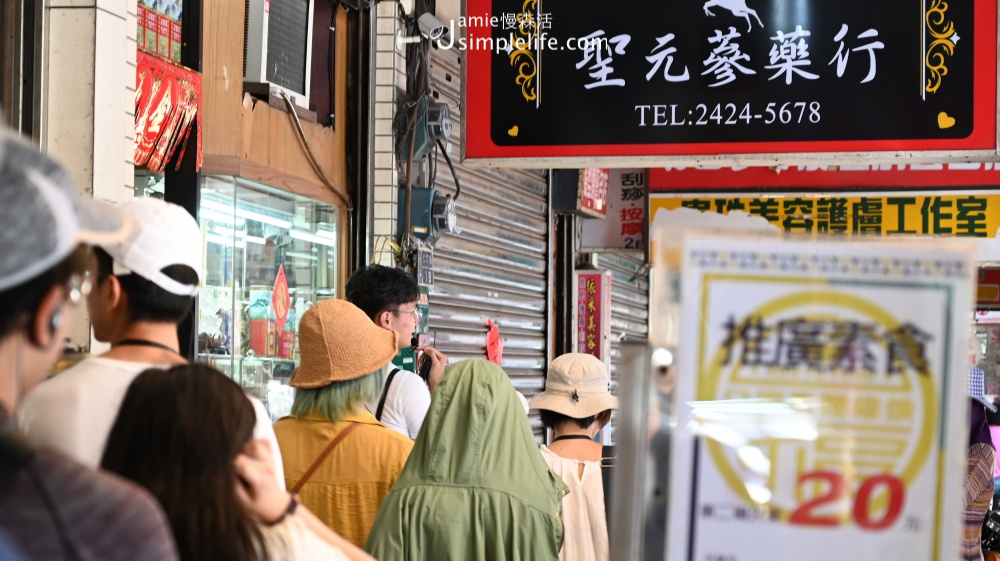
left=529, top=352, right=619, bottom=561
left=0, top=132, right=177, bottom=559
left=19, top=198, right=284, bottom=486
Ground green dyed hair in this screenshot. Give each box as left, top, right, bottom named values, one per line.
left=291, top=364, right=387, bottom=422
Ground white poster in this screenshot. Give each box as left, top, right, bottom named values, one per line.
left=667, top=237, right=975, bottom=561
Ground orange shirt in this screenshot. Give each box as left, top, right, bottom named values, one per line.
left=274, top=410, right=413, bottom=548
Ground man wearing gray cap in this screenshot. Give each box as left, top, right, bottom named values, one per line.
left=0, top=133, right=177, bottom=559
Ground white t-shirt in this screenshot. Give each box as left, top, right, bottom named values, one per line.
left=260, top=512, right=349, bottom=561
left=17, top=357, right=285, bottom=488
left=540, top=445, right=609, bottom=561
left=363, top=366, right=431, bottom=439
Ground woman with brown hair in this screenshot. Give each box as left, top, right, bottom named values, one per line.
left=100, top=364, right=373, bottom=561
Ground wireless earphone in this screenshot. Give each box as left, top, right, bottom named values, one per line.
left=49, top=306, right=63, bottom=335
left=27, top=304, right=63, bottom=348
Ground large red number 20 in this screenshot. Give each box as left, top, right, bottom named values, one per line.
left=788, top=471, right=904, bottom=530
left=788, top=471, right=844, bottom=526
left=853, top=475, right=905, bottom=530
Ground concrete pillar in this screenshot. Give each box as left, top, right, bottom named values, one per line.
left=42, top=0, right=137, bottom=349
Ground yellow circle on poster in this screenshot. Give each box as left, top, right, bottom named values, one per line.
left=699, top=290, right=936, bottom=525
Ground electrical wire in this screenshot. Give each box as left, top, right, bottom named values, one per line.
left=402, top=102, right=418, bottom=243
left=393, top=93, right=430, bottom=159
left=435, top=137, right=461, bottom=201
left=428, top=136, right=437, bottom=188
left=395, top=0, right=443, bottom=259
left=371, top=235, right=389, bottom=264
left=394, top=20, right=433, bottom=159
left=401, top=36, right=428, bottom=245
left=279, top=91, right=353, bottom=209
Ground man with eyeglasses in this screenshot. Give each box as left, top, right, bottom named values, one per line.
left=347, top=265, right=447, bottom=439
left=0, top=132, right=177, bottom=559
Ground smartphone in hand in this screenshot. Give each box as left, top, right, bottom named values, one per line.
left=418, top=354, right=432, bottom=382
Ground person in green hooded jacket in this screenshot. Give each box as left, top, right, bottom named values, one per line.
left=364, top=359, right=567, bottom=560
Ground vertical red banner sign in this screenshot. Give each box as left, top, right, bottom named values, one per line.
left=574, top=271, right=612, bottom=362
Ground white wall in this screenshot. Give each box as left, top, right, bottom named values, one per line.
left=437, top=0, right=460, bottom=25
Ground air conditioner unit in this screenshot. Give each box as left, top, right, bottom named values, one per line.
left=244, top=0, right=315, bottom=109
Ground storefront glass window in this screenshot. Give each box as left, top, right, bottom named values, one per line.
left=197, top=175, right=339, bottom=421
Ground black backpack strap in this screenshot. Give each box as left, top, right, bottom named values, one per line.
left=375, top=368, right=401, bottom=422
left=601, top=444, right=616, bottom=523
left=0, top=429, right=35, bottom=502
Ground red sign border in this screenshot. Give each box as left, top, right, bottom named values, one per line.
left=463, top=0, right=998, bottom=162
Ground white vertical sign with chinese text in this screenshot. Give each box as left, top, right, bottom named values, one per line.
left=667, top=237, right=975, bottom=561
left=581, top=168, right=648, bottom=252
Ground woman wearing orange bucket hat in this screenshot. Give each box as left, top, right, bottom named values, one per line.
left=274, top=299, right=414, bottom=549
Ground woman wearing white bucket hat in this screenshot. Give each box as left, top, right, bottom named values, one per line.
left=529, top=353, right=619, bottom=561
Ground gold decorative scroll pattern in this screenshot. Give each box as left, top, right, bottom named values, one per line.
left=509, top=0, right=537, bottom=102
left=925, top=0, right=956, bottom=95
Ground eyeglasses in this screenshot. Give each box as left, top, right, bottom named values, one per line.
left=392, top=307, right=423, bottom=322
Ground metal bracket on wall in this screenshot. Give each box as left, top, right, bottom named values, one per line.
left=577, top=252, right=600, bottom=269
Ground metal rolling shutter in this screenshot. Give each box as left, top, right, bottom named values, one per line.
left=595, top=253, right=650, bottom=388
left=428, top=50, right=551, bottom=437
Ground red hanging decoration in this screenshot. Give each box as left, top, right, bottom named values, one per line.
left=486, top=318, right=504, bottom=366
left=135, top=52, right=201, bottom=172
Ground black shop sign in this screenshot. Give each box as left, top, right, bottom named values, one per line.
left=462, top=0, right=998, bottom=163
